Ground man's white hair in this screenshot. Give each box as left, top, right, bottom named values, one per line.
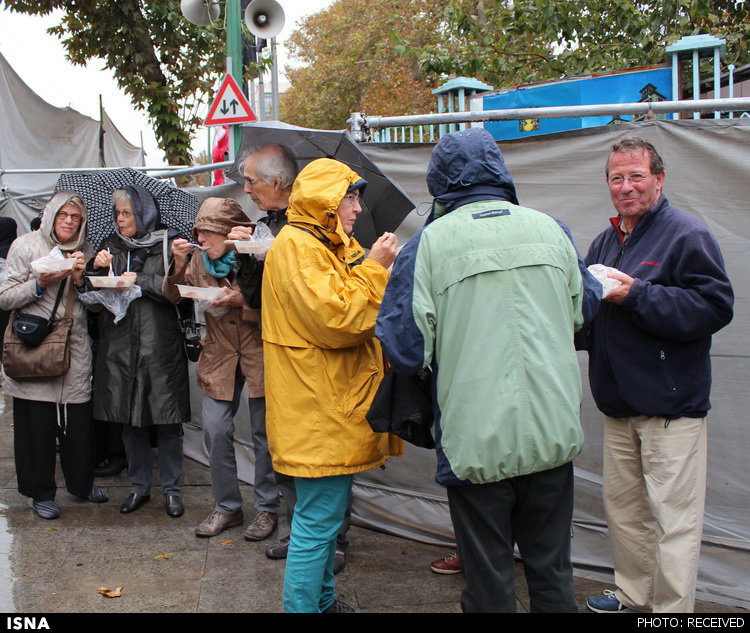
left=240, top=144, right=299, bottom=189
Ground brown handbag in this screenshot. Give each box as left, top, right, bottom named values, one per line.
left=2, top=280, right=77, bottom=380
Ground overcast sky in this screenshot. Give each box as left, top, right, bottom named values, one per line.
left=0, top=1, right=334, bottom=166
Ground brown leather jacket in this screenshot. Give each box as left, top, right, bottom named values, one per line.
left=162, top=198, right=262, bottom=401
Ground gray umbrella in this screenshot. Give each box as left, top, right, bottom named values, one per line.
left=54, top=168, right=199, bottom=252
left=225, top=121, right=416, bottom=249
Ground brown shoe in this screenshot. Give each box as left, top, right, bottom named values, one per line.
left=430, top=552, right=462, bottom=574
left=195, top=510, right=244, bottom=537
left=242, top=510, right=278, bottom=541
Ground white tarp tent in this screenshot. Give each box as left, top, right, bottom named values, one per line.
left=0, top=51, right=145, bottom=231
left=184, top=118, right=749, bottom=609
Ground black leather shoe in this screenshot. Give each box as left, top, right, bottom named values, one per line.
left=165, top=494, right=184, bottom=518
left=95, top=457, right=127, bottom=477
left=120, top=492, right=150, bottom=514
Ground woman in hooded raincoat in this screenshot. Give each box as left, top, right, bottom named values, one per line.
left=0, top=191, right=107, bottom=519
left=87, top=184, right=190, bottom=518
left=261, top=158, right=402, bottom=613
left=163, top=197, right=281, bottom=541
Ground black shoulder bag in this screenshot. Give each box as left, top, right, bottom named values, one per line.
left=13, top=280, right=68, bottom=347
left=366, top=366, right=435, bottom=449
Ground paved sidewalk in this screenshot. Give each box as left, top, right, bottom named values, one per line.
left=0, top=394, right=746, bottom=614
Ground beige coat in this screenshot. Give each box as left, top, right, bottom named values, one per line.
left=0, top=191, right=92, bottom=404
left=162, top=197, right=262, bottom=401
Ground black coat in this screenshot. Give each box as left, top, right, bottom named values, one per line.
left=88, top=234, right=190, bottom=427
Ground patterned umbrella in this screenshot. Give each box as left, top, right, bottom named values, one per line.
left=225, top=121, right=416, bottom=249
left=54, top=167, right=199, bottom=252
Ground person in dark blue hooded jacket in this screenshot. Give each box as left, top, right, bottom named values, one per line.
left=376, top=128, right=599, bottom=612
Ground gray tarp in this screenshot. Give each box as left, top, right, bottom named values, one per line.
left=184, top=118, right=749, bottom=609
left=0, top=51, right=144, bottom=230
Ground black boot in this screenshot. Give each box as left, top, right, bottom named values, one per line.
left=94, top=456, right=127, bottom=477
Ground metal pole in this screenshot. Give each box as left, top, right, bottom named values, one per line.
left=354, top=98, right=750, bottom=131
left=693, top=49, right=700, bottom=119
left=1, top=161, right=234, bottom=183
left=349, top=112, right=364, bottom=142
left=728, top=64, right=736, bottom=118
left=257, top=40, right=267, bottom=122
left=1, top=166, right=195, bottom=174
left=226, top=0, right=244, bottom=157
left=271, top=37, right=280, bottom=120
left=714, top=47, right=721, bottom=119
left=671, top=52, right=680, bottom=120
left=150, top=161, right=235, bottom=179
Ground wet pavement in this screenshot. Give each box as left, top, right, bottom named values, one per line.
left=0, top=393, right=747, bottom=615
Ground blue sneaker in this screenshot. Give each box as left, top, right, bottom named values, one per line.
left=587, top=590, right=630, bottom=613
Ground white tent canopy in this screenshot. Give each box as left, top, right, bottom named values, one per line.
left=0, top=51, right=144, bottom=231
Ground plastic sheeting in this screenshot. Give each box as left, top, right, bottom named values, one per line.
left=184, top=119, right=749, bottom=609
left=0, top=51, right=144, bottom=230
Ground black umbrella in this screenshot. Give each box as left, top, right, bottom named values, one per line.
left=54, top=167, right=199, bottom=252
left=226, top=121, right=416, bottom=249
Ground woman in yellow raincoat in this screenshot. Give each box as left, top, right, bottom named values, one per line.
left=262, top=158, right=401, bottom=613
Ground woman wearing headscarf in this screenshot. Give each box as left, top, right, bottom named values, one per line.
left=261, top=158, right=402, bottom=612
left=87, top=184, right=189, bottom=518
left=0, top=192, right=107, bottom=520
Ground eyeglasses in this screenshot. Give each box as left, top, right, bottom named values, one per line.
left=56, top=211, right=82, bottom=224
left=341, top=193, right=361, bottom=205
left=116, top=210, right=134, bottom=219
left=608, top=173, right=651, bottom=186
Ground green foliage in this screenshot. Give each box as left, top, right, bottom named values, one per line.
left=420, top=0, right=750, bottom=90
left=5, top=0, right=226, bottom=165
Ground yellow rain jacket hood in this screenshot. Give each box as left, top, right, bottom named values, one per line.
left=261, top=158, right=402, bottom=478
left=285, top=158, right=367, bottom=265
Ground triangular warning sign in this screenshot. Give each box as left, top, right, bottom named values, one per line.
left=205, top=74, right=256, bottom=126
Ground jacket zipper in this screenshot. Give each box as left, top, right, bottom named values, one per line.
left=658, top=344, right=677, bottom=392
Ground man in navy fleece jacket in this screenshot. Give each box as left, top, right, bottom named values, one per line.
left=584, top=137, right=734, bottom=614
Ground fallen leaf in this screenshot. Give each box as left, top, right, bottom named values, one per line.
left=97, top=586, right=123, bottom=598
left=219, top=539, right=234, bottom=546
left=154, top=553, right=174, bottom=559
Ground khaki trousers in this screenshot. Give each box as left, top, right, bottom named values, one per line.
left=603, top=415, right=707, bottom=613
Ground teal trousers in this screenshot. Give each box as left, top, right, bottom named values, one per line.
left=282, top=474, right=354, bottom=613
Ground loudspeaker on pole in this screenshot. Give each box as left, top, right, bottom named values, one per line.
left=244, top=0, right=285, bottom=39
left=180, top=0, right=221, bottom=26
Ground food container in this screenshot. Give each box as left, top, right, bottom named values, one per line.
left=30, top=257, right=76, bottom=274
left=176, top=284, right=226, bottom=302
left=232, top=240, right=274, bottom=256
left=88, top=275, right=137, bottom=289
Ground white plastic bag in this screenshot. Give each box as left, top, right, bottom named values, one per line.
left=587, top=264, right=622, bottom=299
left=232, top=222, right=275, bottom=260
left=201, top=294, right=230, bottom=320
left=31, top=247, right=75, bottom=274
left=79, top=285, right=143, bottom=325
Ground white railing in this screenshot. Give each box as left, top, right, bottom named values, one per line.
left=0, top=161, right=235, bottom=203
left=349, top=97, right=750, bottom=142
